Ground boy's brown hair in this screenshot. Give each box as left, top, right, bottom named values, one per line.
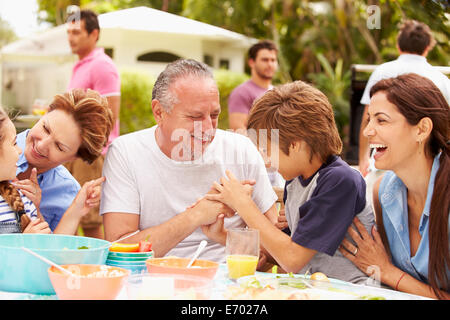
left=247, top=80, right=342, bottom=162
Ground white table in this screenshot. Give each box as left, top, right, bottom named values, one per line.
left=0, top=264, right=432, bottom=300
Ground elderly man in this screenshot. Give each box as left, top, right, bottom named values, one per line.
left=100, top=59, right=278, bottom=263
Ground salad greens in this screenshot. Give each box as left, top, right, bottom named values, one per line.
left=359, top=295, right=386, bottom=300
left=244, top=266, right=389, bottom=300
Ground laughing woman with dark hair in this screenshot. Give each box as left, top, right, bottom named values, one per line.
left=339, top=73, right=449, bottom=299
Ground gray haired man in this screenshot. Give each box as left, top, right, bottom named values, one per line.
left=100, top=59, right=278, bottom=263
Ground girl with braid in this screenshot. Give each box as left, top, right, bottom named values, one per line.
left=0, top=108, right=50, bottom=233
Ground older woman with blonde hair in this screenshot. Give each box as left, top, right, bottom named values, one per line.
left=340, top=73, right=449, bottom=299
left=12, top=88, right=113, bottom=232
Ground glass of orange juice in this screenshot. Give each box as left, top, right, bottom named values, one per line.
left=226, top=228, right=259, bottom=279
left=32, top=99, right=49, bottom=116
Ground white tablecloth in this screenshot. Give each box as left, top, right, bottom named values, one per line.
left=0, top=264, right=432, bottom=300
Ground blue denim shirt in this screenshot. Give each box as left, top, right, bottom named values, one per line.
left=16, top=130, right=80, bottom=231
left=379, top=154, right=450, bottom=284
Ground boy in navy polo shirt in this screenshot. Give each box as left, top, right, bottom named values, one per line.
left=205, top=80, right=375, bottom=284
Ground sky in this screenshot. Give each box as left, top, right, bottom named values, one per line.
left=0, top=0, right=50, bottom=38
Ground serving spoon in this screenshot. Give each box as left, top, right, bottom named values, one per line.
left=21, top=247, right=77, bottom=277
left=111, top=230, right=140, bottom=244
left=22, top=230, right=141, bottom=277
left=186, top=240, right=207, bottom=268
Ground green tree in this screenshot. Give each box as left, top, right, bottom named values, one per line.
left=0, top=16, right=17, bottom=48
left=37, top=0, right=80, bottom=25
left=37, top=0, right=450, bottom=143
left=37, top=0, right=184, bottom=24
left=37, top=0, right=449, bottom=69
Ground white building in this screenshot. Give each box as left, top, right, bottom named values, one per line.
left=0, top=6, right=256, bottom=114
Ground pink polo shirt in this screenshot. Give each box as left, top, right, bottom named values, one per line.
left=68, top=47, right=120, bottom=154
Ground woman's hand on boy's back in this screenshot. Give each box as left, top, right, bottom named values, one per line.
left=339, top=217, right=392, bottom=281
left=205, top=170, right=254, bottom=212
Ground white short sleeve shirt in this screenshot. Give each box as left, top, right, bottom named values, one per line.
left=360, top=54, right=450, bottom=105
left=100, top=126, right=277, bottom=263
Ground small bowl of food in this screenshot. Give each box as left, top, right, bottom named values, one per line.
left=48, top=264, right=130, bottom=300
left=127, top=273, right=213, bottom=300
left=146, top=257, right=219, bottom=280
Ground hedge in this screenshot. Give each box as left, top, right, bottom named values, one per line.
left=119, top=68, right=249, bottom=135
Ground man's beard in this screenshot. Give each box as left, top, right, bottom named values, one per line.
left=255, top=68, right=274, bottom=81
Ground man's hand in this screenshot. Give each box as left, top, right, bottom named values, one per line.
left=203, top=178, right=256, bottom=218
left=201, top=213, right=226, bottom=245
left=191, top=197, right=231, bottom=226
left=204, top=170, right=254, bottom=213
left=359, top=157, right=370, bottom=177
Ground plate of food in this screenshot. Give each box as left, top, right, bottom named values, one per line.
left=228, top=271, right=431, bottom=300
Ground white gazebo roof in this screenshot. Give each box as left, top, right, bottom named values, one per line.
left=0, top=6, right=256, bottom=59
left=100, top=6, right=253, bottom=43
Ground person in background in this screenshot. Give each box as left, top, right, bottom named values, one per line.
left=229, top=40, right=285, bottom=196
left=358, top=20, right=450, bottom=177
left=206, top=81, right=374, bottom=284
left=13, top=89, right=113, bottom=233
left=101, top=59, right=278, bottom=263
left=65, top=9, right=121, bottom=239
left=340, top=74, right=449, bottom=299
left=228, top=40, right=278, bottom=132
left=0, top=105, right=105, bottom=235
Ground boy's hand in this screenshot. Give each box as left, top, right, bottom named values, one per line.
left=188, top=179, right=256, bottom=217
left=205, top=170, right=254, bottom=212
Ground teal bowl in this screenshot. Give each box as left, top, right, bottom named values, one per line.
left=107, top=251, right=153, bottom=259
left=0, top=234, right=110, bottom=295
left=107, top=252, right=153, bottom=262
left=106, top=259, right=147, bottom=266
left=107, top=256, right=149, bottom=262
left=106, top=260, right=147, bottom=274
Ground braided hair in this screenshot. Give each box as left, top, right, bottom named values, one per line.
left=0, top=107, right=30, bottom=232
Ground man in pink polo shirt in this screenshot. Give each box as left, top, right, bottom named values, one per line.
left=65, top=9, right=120, bottom=239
